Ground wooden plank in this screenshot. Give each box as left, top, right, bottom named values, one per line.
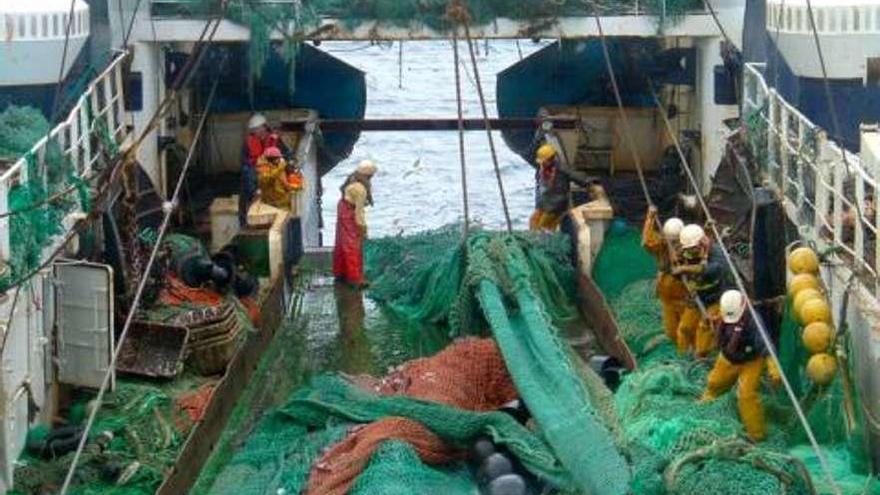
left=155, top=275, right=286, bottom=495
left=576, top=273, right=638, bottom=371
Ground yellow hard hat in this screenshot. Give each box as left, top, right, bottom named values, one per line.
left=788, top=247, right=820, bottom=275
left=799, top=297, right=832, bottom=325
left=792, top=288, right=822, bottom=316
left=802, top=321, right=836, bottom=354
left=788, top=273, right=821, bottom=299
left=806, top=353, right=837, bottom=386
left=536, top=144, right=557, bottom=164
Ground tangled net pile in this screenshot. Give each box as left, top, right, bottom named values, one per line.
left=594, top=224, right=880, bottom=494
left=200, top=227, right=630, bottom=495
left=11, top=380, right=212, bottom=495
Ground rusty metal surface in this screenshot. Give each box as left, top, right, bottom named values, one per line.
left=117, top=322, right=189, bottom=379
left=155, top=275, right=285, bottom=495
left=576, top=273, right=638, bottom=371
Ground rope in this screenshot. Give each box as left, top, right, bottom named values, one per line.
left=646, top=85, right=842, bottom=495
left=591, top=8, right=653, bottom=208
left=122, top=0, right=145, bottom=48
left=588, top=6, right=840, bottom=490
left=448, top=1, right=512, bottom=233
left=58, top=72, right=222, bottom=495
left=452, top=33, right=471, bottom=239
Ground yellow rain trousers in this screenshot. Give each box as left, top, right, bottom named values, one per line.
left=642, top=215, right=689, bottom=346
left=676, top=303, right=718, bottom=358
left=702, top=354, right=767, bottom=441
left=529, top=209, right=561, bottom=232
left=657, top=274, right=688, bottom=345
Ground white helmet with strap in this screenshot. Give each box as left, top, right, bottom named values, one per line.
left=248, top=113, right=268, bottom=131
left=720, top=289, right=747, bottom=323
left=679, top=224, right=706, bottom=250
left=662, top=217, right=684, bottom=242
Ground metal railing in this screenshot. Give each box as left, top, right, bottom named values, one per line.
left=0, top=50, right=130, bottom=271
left=743, top=62, right=880, bottom=287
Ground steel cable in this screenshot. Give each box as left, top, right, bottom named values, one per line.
left=58, top=59, right=223, bottom=495
left=589, top=5, right=841, bottom=491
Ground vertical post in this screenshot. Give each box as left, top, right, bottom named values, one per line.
left=78, top=102, right=91, bottom=176
left=68, top=112, right=80, bottom=176
left=0, top=179, right=9, bottom=268
left=779, top=102, right=790, bottom=200
left=796, top=119, right=806, bottom=216
left=855, top=169, right=866, bottom=268
left=767, top=92, right=778, bottom=188
left=114, top=63, right=125, bottom=140
left=103, top=75, right=117, bottom=136
left=815, top=131, right=832, bottom=239
left=833, top=151, right=845, bottom=248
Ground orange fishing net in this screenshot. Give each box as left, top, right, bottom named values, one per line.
left=176, top=384, right=216, bottom=423
left=305, top=337, right=518, bottom=495
left=159, top=275, right=224, bottom=306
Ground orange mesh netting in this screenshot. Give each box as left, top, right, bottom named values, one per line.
left=159, top=275, right=225, bottom=306
left=306, top=337, right=518, bottom=495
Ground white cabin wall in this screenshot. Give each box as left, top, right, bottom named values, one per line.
left=0, top=270, right=51, bottom=492
left=696, top=37, right=739, bottom=191
left=109, top=0, right=168, bottom=195
left=129, top=41, right=166, bottom=195
left=298, top=125, right=320, bottom=249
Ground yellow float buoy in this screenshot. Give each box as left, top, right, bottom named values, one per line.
left=788, top=273, right=821, bottom=299
left=802, top=321, right=836, bottom=354
left=793, top=288, right=823, bottom=317
left=806, top=353, right=837, bottom=386
left=800, top=297, right=832, bottom=325
left=788, top=247, right=820, bottom=275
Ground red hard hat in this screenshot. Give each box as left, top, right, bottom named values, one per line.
left=264, top=147, right=282, bottom=158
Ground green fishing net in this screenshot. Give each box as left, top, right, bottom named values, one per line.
left=0, top=104, right=109, bottom=292
left=594, top=222, right=879, bottom=495
left=11, top=380, right=207, bottom=495
left=0, top=106, right=49, bottom=161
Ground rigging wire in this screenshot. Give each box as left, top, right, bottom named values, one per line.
left=648, top=84, right=841, bottom=494
left=460, top=19, right=513, bottom=233
left=452, top=33, right=471, bottom=239
left=59, top=76, right=221, bottom=495
left=587, top=4, right=841, bottom=491
left=121, top=0, right=145, bottom=48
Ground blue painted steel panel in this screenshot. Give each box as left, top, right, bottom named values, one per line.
left=497, top=39, right=690, bottom=161
left=195, top=43, right=366, bottom=174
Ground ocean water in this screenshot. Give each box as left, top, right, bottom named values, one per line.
left=320, top=40, right=550, bottom=244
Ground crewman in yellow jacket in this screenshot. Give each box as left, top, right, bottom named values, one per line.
left=255, top=146, right=297, bottom=210
left=701, top=290, right=782, bottom=441
left=641, top=206, right=688, bottom=345
left=673, top=224, right=731, bottom=358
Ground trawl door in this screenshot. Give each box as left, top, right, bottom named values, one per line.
left=54, top=261, right=114, bottom=389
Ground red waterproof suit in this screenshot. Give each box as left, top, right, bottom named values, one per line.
left=333, top=198, right=365, bottom=285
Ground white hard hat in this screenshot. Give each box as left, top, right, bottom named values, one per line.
left=679, top=224, right=706, bottom=250
left=356, top=159, right=377, bottom=176
left=248, top=113, right=268, bottom=131
left=662, top=217, right=685, bottom=241
left=720, top=289, right=747, bottom=323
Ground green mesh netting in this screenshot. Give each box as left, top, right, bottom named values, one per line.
left=0, top=105, right=103, bottom=292
left=594, top=222, right=879, bottom=495
left=369, top=228, right=629, bottom=493
left=0, top=106, right=49, bottom=161
left=11, top=379, right=209, bottom=495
